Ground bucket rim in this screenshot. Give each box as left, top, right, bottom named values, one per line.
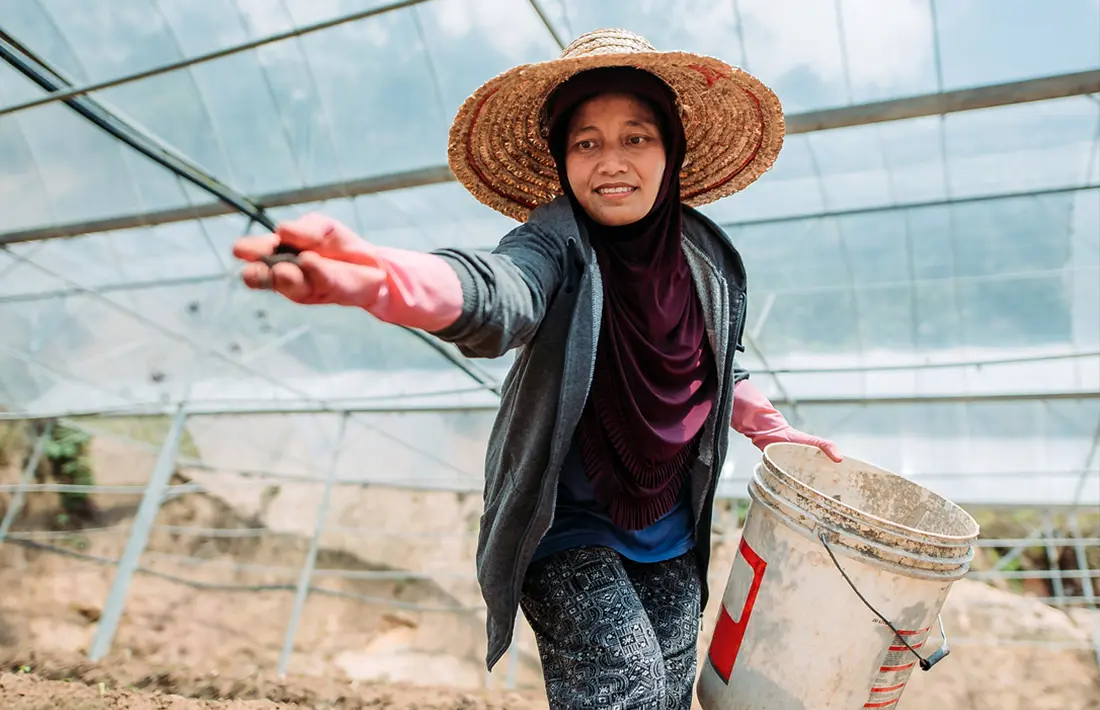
left=756, top=459, right=978, bottom=548
left=752, top=463, right=977, bottom=560
left=747, top=475, right=975, bottom=582
left=749, top=469, right=976, bottom=571
left=761, top=443, right=980, bottom=543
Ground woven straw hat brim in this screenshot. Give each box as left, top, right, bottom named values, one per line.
left=447, top=48, right=785, bottom=223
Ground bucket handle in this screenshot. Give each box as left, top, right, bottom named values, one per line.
left=819, top=532, right=951, bottom=671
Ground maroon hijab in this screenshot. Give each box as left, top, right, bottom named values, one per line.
left=545, top=67, right=716, bottom=530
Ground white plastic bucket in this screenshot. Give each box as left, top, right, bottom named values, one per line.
left=697, top=443, right=979, bottom=710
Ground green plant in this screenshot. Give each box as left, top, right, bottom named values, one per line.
left=43, top=423, right=98, bottom=525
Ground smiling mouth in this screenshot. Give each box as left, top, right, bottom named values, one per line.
left=594, top=185, right=637, bottom=198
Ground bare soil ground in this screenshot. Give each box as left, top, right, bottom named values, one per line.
left=0, top=649, right=544, bottom=710
left=1, top=427, right=1098, bottom=710
left=0, top=488, right=531, bottom=692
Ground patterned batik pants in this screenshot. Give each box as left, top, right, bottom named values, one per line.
left=519, top=546, right=701, bottom=710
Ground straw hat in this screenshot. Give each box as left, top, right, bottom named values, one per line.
left=447, top=28, right=785, bottom=222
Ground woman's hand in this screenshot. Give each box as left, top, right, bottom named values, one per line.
left=233, top=213, right=387, bottom=308
left=232, top=212, right=464, bottom=332
left=747, top=423, right=843, bottom=463
left=731, top=379, right=842, bottom=463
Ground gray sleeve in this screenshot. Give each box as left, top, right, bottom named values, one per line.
left=427, top=222, right=567, bottom=359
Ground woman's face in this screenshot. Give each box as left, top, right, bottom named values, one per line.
left=563, top=93, right=667, bottom=227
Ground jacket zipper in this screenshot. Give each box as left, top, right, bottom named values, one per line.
left=707, top=290, right=743, bottom=503
left=694, top=278, right=745, bottom=616
left=734, top=289, right=748, bottom=353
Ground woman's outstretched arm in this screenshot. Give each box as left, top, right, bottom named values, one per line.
left=233, top=212, right=566, bottom=359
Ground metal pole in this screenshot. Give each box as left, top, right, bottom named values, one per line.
left=86, top=265, right=234, bottom=662
left=0, top=0, right=435, bottom=118
left=0, top=32, right=276, bottom=231
left=785, top=69, right=1100, bottom=133
left=277, top=412, right=349, bottom=677
left=87, top=405, right=187, bottom=661
left=1042, top=513, right=1066, bottom=606
left=528, top=0, right=566, bottom=49
left=0, top=421, right=53, bottom=543
left=1067, top=512, right=1096, bottom=606
left=0, top=164, right=456, bottom=245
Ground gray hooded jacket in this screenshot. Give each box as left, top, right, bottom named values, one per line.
left=431, top=196, right=750, bottom=670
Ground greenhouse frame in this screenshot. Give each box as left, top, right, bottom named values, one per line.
left=0, top=0, right=1097, bottom=685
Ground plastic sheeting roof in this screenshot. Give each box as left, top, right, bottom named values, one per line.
left=1, top=0, right=1098, bottom=506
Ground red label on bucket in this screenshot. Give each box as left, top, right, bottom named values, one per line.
left=708, top=537, right=767, bottom=684
left=862, top=626, right=930, bottom=708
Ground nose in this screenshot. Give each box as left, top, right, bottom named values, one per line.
left=595, top=143, right=629, bottom=175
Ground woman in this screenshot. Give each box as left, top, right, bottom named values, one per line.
left=234, top=29, right=840, bottom=709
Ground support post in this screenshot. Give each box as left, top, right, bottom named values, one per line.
left=1067, top=512, right=1096, bottom=606
left=1042, top=512, right=1066, bottom=606
left=278, top=412, right=349, bottom=677
left=88, top=405, right=187, bottom=661
left=0, top=421, right=53, bottom=543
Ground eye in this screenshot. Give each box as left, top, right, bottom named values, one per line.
left=627, top=135, right=650, bottom=146
left=575, top=139, right=596, bottom=150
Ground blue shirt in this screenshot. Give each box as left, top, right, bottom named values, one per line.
left=533, top=431, right=696, bottom=563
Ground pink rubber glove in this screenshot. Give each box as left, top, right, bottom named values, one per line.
left=731, top=379, right=843, bottom=462
left=233, top=213, right=464, bottom=332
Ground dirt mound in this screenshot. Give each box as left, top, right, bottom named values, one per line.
left=1, top=429, right=542, bottom=688
left=0, top=467, right=540, bottom=691
left=1, top=650, right=543, bottom=709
